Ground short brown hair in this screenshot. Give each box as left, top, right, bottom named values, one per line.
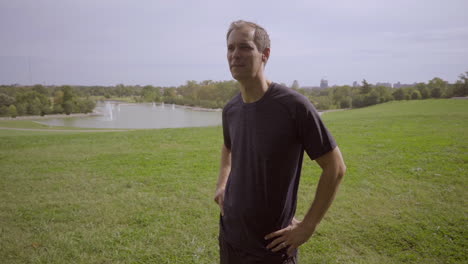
left=226, top=20, right=271, bottom=52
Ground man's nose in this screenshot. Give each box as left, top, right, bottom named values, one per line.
left=232, top=48, right=241, bottom=58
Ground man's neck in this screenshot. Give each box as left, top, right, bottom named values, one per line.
left=239, top=77, right=271, bottom=103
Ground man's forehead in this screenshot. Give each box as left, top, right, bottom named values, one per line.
left=227, top=27, right=255, bottom=43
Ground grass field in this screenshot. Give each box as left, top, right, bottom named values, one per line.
left=0, top=99, right=466, bottom=263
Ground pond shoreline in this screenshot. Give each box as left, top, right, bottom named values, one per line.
left=0, top=103, right=222, bottom=121
left=0, top=112, right=101, bottom=121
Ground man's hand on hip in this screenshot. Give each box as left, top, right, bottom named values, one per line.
left=264, top=217, right=315, bottom=256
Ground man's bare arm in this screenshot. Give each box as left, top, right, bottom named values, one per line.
left=265, top=146, right=346, bottom=255
left=301, top=146, right=346, bottom=230
left=214, top=144, right=232, bottom=216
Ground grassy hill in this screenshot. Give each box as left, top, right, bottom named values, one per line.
left=0, top=99, right=466, bottom=263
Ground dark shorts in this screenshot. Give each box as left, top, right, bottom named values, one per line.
left=219, top=233, right=298, bottom=264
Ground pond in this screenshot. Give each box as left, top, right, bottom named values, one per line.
left=37, top=102, right=222, bottom=129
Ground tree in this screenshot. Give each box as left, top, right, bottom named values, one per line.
left=428, top=77, right=447, bottom=98
left=392, top=88, right=406, bottom=100
left=32, top=84, right=48, bottom=96
left=339, top=97, right=352, bottom=108
left=415, top=83, right=430, bottom=99
left=431, top=87, right=442, bottom=98
left=16, top=103, right=27, bottom=116
left=142, top=85, right=160, bottom=102
left=0, top=93, right=15, bottom=107
left=313, top=96, right=334, bottom=110
left=363, top=90, right=379, bottom=106
left=63, top=101, right=73, bottom=115
left=27, top=98, right=42, bottom=115
left=410, top=89, right=422, bottom=100
left=53, top=104, right=64, bottom=114
left=332, top=86, right=352, bottom=106
left=361, top=79, right=372, bottom=94
left=291, top=80, right=300, bottom=90
left=62, top=85, right=73, bottom=102
left=8, top=105, right=17, bottom=118
left=374, top=86, right=393, bottom=103
left=0, top=106, right=8, bottom=116
left=453, top=72, right=468, bottom=97
left=163, top=87, right=178, bottom=103
left=53, top=90, right=64, bottom=106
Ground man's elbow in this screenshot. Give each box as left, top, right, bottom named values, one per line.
left=337, top=162, right=346, bottom=181
left=330, top=159, right=346, bottom=182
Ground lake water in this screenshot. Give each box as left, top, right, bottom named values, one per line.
left=37, top=102, right=222, bottom=129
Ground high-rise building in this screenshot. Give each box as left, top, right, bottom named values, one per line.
left=320, top=79, right=328, bottom=89
left=352, top=81, right=359, bottom=87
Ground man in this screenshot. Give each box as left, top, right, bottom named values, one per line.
left=214, top=20, right=346, bottom=264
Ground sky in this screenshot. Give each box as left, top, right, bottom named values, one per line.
left=1, top=0, right=467, bottom=87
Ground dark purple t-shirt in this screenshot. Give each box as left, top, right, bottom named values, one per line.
left=221, top=82, right=337, bottom=257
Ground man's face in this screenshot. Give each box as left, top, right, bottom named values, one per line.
left=227, top=27, right=266, bottom=81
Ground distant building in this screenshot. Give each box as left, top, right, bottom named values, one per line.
left=393, top=82, right=416, bottom=89
left=352, top=81, right=359, bottom=87
left=376, top=82, right=392, bottom=88
left=320, top=79, right=328, bottom=89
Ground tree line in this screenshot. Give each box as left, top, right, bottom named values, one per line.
left=296, top=73, right=467, bottom=110
left=0, top=85, right=95, bottom=117
left=0, top=72, right=466, bottom=118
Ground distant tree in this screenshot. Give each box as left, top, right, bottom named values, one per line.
left=27, top=98, right=42, bottom=115
left=32, top=84, right=48, bottom=96
left=332, top=86, right=352, bottom=105
left=0, top=93, right=15, bottom=107
left=410, top=89, right=422, bottom=100
left=430, top=87, right=442, bottom=98
left=339, top=97, right=352, bottom=108
left=53, top=104, right=64, bottom=114
left=291, top=80, right=300, bottom=90
left=141, top=85, right=160, bottom=102
left=313, top=96, right=334, bottom=110
left=8, top=105, right=17, bottom=118
left=351, top=94, right=365, bottom=108
left=53, top=90, right=64, bottom=106
left=415, top=83, right=430, bottom=99
left=361, top=79, right=372, bottom=94
left=163, top=87, right=178, bottom=103
left=392, top=88, right=406, bottom=100
left=453, top=72, right=468, bottom=97
left=0, top=106, right=8, bottom=116
left=115, top=84, right=133, bottom=97
left=63, top=101, right=73, bottom=115
left=428, top=77, right=447, bottom=98
left=363, top=90, right=379, bottom=106
left=373, top=86, right=393, bottom=103
left=62, top=85, right=73, bottom=102
left=16, top=103, right=27, bottom=116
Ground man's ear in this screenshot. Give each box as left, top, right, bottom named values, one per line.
left=262, top=48, right=270, bottom=62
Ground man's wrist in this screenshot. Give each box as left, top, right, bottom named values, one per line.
left=299, top=218, right=318, bottom=233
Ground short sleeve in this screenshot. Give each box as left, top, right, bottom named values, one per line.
left=222, top=107, right=231, bottom=150
left=296, top=97, right=337, bottom=160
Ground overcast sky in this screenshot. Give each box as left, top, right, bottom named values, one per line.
left=1, top=0, right=467, bottom=87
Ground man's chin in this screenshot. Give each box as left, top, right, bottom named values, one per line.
left=230, top=72, right=243, bottom=81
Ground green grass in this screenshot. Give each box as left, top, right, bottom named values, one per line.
left=0, top=99, right=466, bottom=263
left=0, top=120, right=60, bottom=129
